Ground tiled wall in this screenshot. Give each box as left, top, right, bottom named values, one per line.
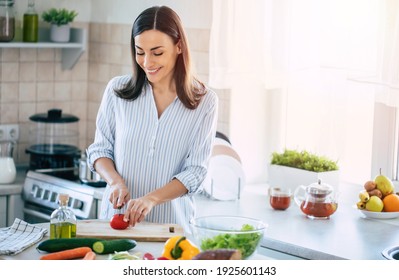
left=0, top=22, right=230, bottom=165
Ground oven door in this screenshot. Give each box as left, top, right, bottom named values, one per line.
left=23, top=202, right=53, bottom=224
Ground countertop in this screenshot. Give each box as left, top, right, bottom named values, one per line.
left=2, top=166, right=398, bottom=260
left=0, top=166, right=27, bottom=196
left=194, top=183, right=399, bottom=260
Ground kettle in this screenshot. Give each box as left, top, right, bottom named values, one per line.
left=0, top=141, right=16, bottom=184
left=294, top=179, right=338, bottom=219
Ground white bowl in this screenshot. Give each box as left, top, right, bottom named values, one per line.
left=359, top=209, right=399, bottom=219
left=189, top=215, right=267, bottom=259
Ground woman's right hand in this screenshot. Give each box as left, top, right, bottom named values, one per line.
left=109, top=182, right=131, bottom=209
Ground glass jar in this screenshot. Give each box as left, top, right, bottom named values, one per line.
left=22, top=0, right=38, bottom=42
left=0, top=0, right=15, bottom=42
left=50, top=193, right=77, bottom=239
left=0, top=141, right=16, bottom=184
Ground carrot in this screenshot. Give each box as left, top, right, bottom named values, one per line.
left=40, top=247, right=92, bottom=260
left=83, top=251, right=96, bottom=260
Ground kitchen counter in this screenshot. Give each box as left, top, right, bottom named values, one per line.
left=194, top=182, right=399, bottom=260
left=0, top=166, right=27, bottom=196
left=1, top=168, right=398, bottom=260
left=0, top=222, right=271, bottom=260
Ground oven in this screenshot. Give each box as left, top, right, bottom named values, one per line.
left=22, top=171, right=105, bottom=224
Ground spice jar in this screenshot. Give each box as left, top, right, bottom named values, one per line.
left=0, top=0, right=15, bottom=42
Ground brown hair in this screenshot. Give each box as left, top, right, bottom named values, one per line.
left=115, top=6, right=206, bottom=109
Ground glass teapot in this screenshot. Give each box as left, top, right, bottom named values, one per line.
left=293, top=179, right=338, bottom=219
left=0, top=140, right=16, bottom=184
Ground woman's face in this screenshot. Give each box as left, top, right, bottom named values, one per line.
left=134, top=29, right=181, bottom=86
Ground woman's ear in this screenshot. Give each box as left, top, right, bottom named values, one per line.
left=177, top=41, right=182, bottom=54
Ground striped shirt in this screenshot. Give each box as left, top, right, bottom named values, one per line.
left=86, top=75, right=218, bottom=232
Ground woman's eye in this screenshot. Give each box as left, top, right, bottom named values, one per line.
left=136, top=52, right=144, bottom=56
left=154, top=53, right=163, bottom=56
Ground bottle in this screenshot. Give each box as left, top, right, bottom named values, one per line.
left=22, top=0, right=38, bottom=42
left=0, top=0, right=15, bottom=42
left=50, top=194, right=77, bottom=239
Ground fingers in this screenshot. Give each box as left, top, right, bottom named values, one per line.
left=124, top=199, right=152, bottom=227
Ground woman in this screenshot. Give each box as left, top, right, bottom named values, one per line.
left=87, top=6, right=218, bottom=232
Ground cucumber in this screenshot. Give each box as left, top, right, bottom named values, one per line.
left=92, top=239, right=137, bottom=254
left=37, top=238, right=104, bottom=253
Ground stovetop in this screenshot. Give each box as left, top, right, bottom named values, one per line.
left=22, top=170, right=106, bottom=219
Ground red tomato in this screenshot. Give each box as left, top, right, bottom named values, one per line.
left=110, top=214, right=129, bottom=230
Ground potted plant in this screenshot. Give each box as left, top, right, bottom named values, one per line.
left=268, top=149, right=340, bottom=191
left=41, top=8, right=78, bottom=42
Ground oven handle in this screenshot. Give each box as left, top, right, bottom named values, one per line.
left=23, top=208, right=51, bottom=221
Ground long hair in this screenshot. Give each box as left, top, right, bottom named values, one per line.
left=115, top=6, right=206, bottom=109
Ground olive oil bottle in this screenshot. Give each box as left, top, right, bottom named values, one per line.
left=50, top=193, right=77, bottom=239
left=22, top=0, right=38, bottom=42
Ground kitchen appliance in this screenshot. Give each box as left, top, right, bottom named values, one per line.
left=22, top=170, right=105, bottom=224
left=78, top=152, right=105, bottom=186
left=26, top=109, right=81, bottom=180
left=294, top=179, right=338, bottom=219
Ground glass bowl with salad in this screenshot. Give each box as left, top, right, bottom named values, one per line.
left=189, top=215, right=267, bottom=259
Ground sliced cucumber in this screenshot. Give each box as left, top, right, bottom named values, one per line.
left=37, top=238, right=104, bottom=253
left=93, top=239, right=137, bottom=254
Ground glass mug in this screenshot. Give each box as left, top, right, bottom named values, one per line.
left=269, top=187, right=292, bottom=210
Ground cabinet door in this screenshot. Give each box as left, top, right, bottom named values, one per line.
left=0, top=196, right=6, bottom=228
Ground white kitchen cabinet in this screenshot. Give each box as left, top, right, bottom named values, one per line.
left=0, top=27, right=87, bottom=70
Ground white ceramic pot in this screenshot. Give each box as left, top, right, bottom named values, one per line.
left=50, top=24, right=70, bottom=42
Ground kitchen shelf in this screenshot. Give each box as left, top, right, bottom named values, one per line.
left=0, top=27, right=87, bottom=70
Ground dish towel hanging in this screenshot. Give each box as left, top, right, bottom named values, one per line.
left=0, top=218, right=47, bottom=255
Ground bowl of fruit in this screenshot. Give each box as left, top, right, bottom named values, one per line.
left=356, top=169, right=399, bottom=219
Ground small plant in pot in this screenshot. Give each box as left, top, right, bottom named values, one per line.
left=268, top=149, right=339, bottom=192
left=42, top=8, right=78, bottom=42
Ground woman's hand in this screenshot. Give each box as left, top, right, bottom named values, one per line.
left=123, top=197, right=156, bottom=227
left=109, top=182, right=131, bottom=209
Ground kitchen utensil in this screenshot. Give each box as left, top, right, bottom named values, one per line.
left=75, top=219, right=184, bottom=242
left=0, top=140, right=16, bottom=184
left=26, top=108, right=80, bottom=180
left=294, top=179, right=338, bottom=219
left=189, top=215, right=267, bottom=259
left=79, top=152, right=105, bottom=187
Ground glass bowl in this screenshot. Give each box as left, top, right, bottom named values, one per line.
left=189, top=215, right=267, bottom=259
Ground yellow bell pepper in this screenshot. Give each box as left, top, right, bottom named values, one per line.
left=162, top=236, right=200, bottom=260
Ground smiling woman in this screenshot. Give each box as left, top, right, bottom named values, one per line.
left=86, top=5, right=218, bottom=233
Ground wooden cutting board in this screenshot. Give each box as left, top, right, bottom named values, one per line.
left=76, top=219, right=184, bottom=242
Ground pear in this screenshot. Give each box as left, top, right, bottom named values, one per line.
left=365, top=196, right=384, bottom=212
left=374, top=169, right=394, bottom=197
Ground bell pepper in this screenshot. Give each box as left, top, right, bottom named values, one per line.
left=162, top=236, right=200, bottom=260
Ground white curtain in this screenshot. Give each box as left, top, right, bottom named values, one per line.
left=209, top=0, right=399, bottom=184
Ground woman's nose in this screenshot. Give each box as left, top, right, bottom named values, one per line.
left=143, top=55, right=153, bottom=68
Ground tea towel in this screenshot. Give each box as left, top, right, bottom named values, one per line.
left=0, top=218, right=48, bottom=255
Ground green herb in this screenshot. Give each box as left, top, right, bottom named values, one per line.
left=271, top=149, right=339, bottom=172
left=200, top=224, right=262, bottom=259
left=42, top=8, right=78, bottom=26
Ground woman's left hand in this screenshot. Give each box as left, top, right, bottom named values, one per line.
left=123, top=197, right=156, bottom=227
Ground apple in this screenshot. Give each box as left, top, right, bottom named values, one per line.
left=365, top=196, right=384, bottom=212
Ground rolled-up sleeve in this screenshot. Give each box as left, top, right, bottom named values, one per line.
left=86, top=78, right=118, bottom=172
left=174, top=93, right=219, bottom=195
